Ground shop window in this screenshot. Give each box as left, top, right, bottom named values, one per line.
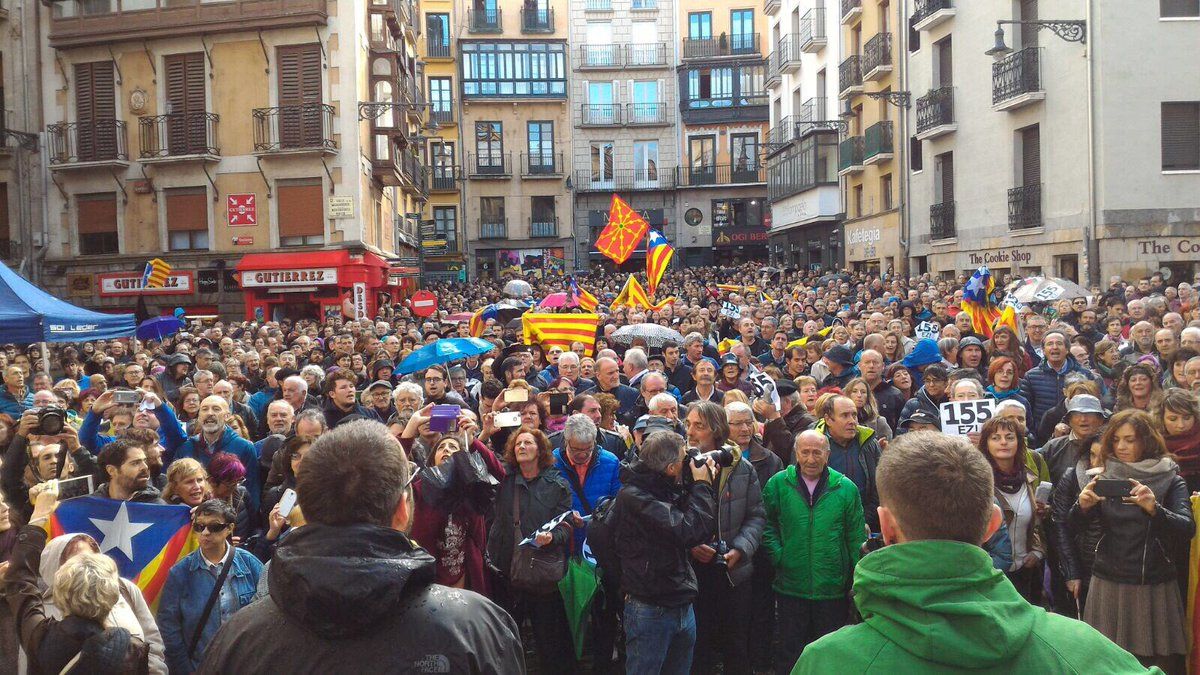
left=277, top=179, right=325, bottom=247
left=166, top=187, right=209, bottom=251
left=77, top=192, right=119, bottom=255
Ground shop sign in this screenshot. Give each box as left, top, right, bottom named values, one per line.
left=967, top=249, right=1034, bottom=266
left=240, top=268, right=338, bottom=288
left=232, top=236, right=254, bottom=246
left=1137, top=239, right=1200, bottom=258
left=68, top=274, right=94, bottom=297
left=847, top=228, right=881, bottom=245
left=352, top=282, right=368, bottom=320
left=228, top=194, right=257, bottom=227
left=98, top=271, right=194, bottom=297
left=197, top=270, right=220, bottom=294
left=328, top=197, right=355, bottom=219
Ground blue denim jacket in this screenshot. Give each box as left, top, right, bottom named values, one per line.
left=157, top=545, right=263, bottom=674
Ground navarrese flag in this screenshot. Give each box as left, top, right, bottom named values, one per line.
left=645, top=230, right=674, bottom=297
left=523, top=313, right=601, bottom=357
left=568, top=276, right=598, bottom=312
left=595, top=195, right=650, bottom=265
left=141, top=258, right=172, bottom=289
left=47, top=497, right=198, bottom=611
left=611, top=275, right=673, bottom=312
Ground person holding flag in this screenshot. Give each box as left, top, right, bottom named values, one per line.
left=646, top=230, right=675, bottom=297
left=569, top=276, right=599, bottom=313
left=960, top=267, right=1002, bottom=339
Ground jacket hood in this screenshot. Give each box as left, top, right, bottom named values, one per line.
left=40, top=532, right=99, bottom=593
left=901, top=339, right=942, bottom=368
left=813, top=418, right=876, bottom=445
left=270, top=523, right=436, bottom=639
left=853, top=540, right=1036, bottom=668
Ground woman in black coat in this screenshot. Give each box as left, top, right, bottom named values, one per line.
left=1049, top=435, right=1103, bottom=617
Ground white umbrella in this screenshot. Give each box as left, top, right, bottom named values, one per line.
left=503, top=279, right=533, bottom=298
left=611, top=323, right=685, bottom=349
left=1004, top=277, right=1091, bottom=303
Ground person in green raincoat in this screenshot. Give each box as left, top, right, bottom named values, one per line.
left=794, top=431, right=1157, bottom=675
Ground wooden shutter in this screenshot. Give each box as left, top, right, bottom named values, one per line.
left=165, top=188, right=208, bottom=232
left=74, top=62, right=116, bottom=161
left=1162, top=102, right=1200, bottom=171
left=1021, top=125, right=1041, bottom=186
left=76, top=193, right=118, bottom=234
left=277, top=180, right=324, bottom=237
left=165, top=53, right=206, bottom=154
left=937, top=37, right=953, bottom=87
left=277, top=45, right=323, bottom=149
left=938, top=152, right=954, bottom=202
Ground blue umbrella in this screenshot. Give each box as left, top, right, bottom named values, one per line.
left=395, top=337, right=496, bottom=376
left=136, top=315, right=185, bottom=341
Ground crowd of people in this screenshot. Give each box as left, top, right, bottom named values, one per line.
left=0, top=263, right=1197, bottom=673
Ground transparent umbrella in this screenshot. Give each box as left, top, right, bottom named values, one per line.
left=503, top=279, right=533, bottom=298
left=1004, top=277, right=1091, bottom=303
left=611, top=323, right=685, bottom=349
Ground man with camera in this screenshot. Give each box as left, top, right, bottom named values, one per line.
left=612, top=428, right=719, bottom=675
left=2, top=407, right=99, bottom=521
left=794, top=432, right=1150, bottom=674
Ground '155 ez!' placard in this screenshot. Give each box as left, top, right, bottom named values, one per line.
left=940, top=399, right=996, bottom=437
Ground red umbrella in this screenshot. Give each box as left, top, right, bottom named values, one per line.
left=538, top=292, right=573, bottom=309
left=444, top=312, right=474, bottom=323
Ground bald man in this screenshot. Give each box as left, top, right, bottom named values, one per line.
left=165, top=394, right=262, bottom=511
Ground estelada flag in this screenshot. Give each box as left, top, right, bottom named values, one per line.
left=568, top=276, right=598, bottom=312
left=523, top=313, right=601, bottom=356
left=595, top=195, right=649, bottom=265
left=645, top=230, right=674, bottom=297
left=47, top=496, right=198, bottom=611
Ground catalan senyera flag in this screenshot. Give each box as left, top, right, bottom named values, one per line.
left=523, top=313, right=601, bottom=357
left=141, top=258, right=172, bottom=289
left=645, top=230, right=674, bottom=297
left=568, top=276, right=598, bottom=312
left=47, top=497, right=198, bottom=611
left=716, top=283, right=775, bottom=303
left=595, top=195, right=650, bottom=265
left=787, top=326, right=834, bottom=350
left=611, top=275, right=674, bottom=312
left=993, top=304, right=1020, bottom=339
left=961, top=266, right=1003, bottom=339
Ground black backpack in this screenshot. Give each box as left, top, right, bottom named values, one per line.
left=584, top=495, right=620, bottom=579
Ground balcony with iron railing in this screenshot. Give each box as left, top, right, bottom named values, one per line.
left=863, top=120, right=893, bottom=164
left=800, top=8, right=827, bottom=52
left=427, top=39, right=452, bottom=59
left=764, top=0, right=780, bottom=15
left=467, top=151, right=512, bottom=178
left=47, top=119, right=130, bottom=169
left=521, top=7, right=553, bottom=32
left=253, top=103, right=337, bottom=155
left=766, top=51, right=781, bottom=87
left=626, top=43, right=668, bottom=67
left=930, top=201, right=956, bottom=240
left=1008, top=183, right=1042, bottom=230
left=429, top=166, right=460, bottom=191
left=573, top=168, right=677, bottom=191
left=47, top=0, right=327, bottom=49
left=480, top=220, right=508, bottom=239
left=522, top=151, right=563, bottom=177
left=863, top=33, right=893, bottom=81
left=838, top=135, right=864, bottom=174
left=915, top=87, right=955, bottom=139
left=777, top=34, right=800, bottom=72
left=912, top=0, right=955, bottom=31
left=400, top=152, right=425, bottom=195
left=530, top=218, right=559, bottom=238
left=138, top=112, right=219, bottom=162
left=682, top=33, right=761, bottom=60
left=626, top=102, right=669, bottom=125
left=581, top=104, right=622, bottom=126
left=841, top=0, right=861, bottom=24
left=838, top=55, right=862, bottom=97
left=468, top=8, right=502, bottom=33
left=767, top=115, right=794, bottom=148
left=677, top=163, right=766, bottom=187
left=992, top=47, right=1044, bottom=111
left=578, top=44, right=622, bottom=69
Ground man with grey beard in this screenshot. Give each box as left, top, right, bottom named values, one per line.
left=166, top=394, right=261, bottom=512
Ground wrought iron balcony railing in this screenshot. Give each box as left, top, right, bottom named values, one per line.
left=522, top=151, right=563, bottom=176
left=930, top=201, right=956, bottom=239
left=530, top=218, right=559, bottom=238
left=468, top=8, right=501, bottom=33
left=993, top=47, right=1041, bottom=106
left=916, top=87, right=954, bottom=134
left=1008, top=183, right=1042, bottom=230
left=581, top=104, right=622, bottom=126
left=579, top=44, right=622, bottom=68
left=838, top=135, right=864, bottom=171
left=47, top=119, right=129, bottom=165
left=521, top=7, right=553, bottom=32
left=864, top=120, right=894, bottom=160
left=480, top=220, right=508, bottom=239
left=839, top=55, right=862, bottom=94
left=138, top=112, right=219, bottom=159
left=863, top=32, right=893, bottom=76
left=253, top=103, right=336, bottom=153
left=683, top=33, right=760, bottom=59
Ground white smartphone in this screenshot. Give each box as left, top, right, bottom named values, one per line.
left=495, top=411, right=523, bottom=428
left=278, top=488, right=298, bottom=518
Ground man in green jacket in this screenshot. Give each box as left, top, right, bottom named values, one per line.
left=793, top=431, right=1158, bottom=674
left=763, top=430, right=866, bottom=675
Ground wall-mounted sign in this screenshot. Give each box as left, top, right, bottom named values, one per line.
left=228, top=194, right=257, bottom=227
left=328, top=196, right=355, bottom=219
left=1136, top=239, right=1200, bottom=259
left=239, top=268, right=339, bottom=288
left=97, top=271, right=194, bottom=297
left=233, top=236, right=255, bottom=246
left=967, top=249, right=1034, bottom=266
left=684, top=208, right=703, bottom=226
left=68, top=274, right=94, bottom=297
left=352, top=282, right=368, bottom=320
left=197, top=270, right=220, bottom=294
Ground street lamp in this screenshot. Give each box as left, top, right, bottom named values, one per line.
left=985, top=19, right=1087, bottom=56
left=865, top=91, right=911, bottom=109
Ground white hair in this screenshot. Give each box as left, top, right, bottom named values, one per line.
left=724, top=400, right=753, bottom=417
left=53, top=552, right=120, bottom=622
left=625, top=348, right=648, bottom=371
left=557, top=352, right=580, bottom=367
left=283, top=375, right=308, bottom=393
left=563, top=413, right=597, bottom=445
left=649, top=392, right=678, bottom=413
left=393, top=381, right=424, bottom=404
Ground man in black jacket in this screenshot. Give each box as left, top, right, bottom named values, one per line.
left=613, top=431, right=717, bottom=675
left=199, top=420, right=523, bottom=674
left=321, top=371, right=382, bottom=428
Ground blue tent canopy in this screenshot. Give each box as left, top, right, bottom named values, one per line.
left=0, top=263, right=136, bottom=343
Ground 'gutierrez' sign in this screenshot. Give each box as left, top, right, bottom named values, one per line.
left=239, top=268, right=339, bottom=288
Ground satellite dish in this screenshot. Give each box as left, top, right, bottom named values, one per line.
left=1159, top=267, right=1173, bottom=281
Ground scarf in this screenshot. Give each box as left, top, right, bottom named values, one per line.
left=986, top=385, right=1020, bottom=401
left=1102, top=456, right=1179, bottom=500
left=1165, top=433, right=1200, bottom=476
left=988, top=450, right=1027, bottom=494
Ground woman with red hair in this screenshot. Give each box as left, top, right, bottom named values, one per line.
left=986, top=356, right=1032, bottom=422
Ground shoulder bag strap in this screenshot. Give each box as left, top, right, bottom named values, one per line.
left=562, top=465, right=592, bottom=514
left=188, top=548, right=236, bottom=660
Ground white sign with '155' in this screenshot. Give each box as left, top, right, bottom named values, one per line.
left=939, top=399, right=996, bottom=437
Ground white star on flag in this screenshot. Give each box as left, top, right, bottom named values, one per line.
left=89, top=502, right=153, bottom=562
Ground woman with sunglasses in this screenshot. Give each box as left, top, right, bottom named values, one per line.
left=157, top=498, right=263, bottom=674
left=207, top=452, right=253, bottom=542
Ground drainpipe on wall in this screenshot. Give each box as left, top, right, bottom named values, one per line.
left=896, top=0, right=910, bottom=278
left=1083, top=0, right=1098, bottom=287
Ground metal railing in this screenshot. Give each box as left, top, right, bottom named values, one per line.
left=468, top=7, right=501, bottom=32
left=930, top=201, right=955, bottom=239
left=777, top=34, right=799, bottom=68
left=683, top=93, right=770, bottom=110
left=522, top=151, right=563, bottom=176
left=427, top=40, right=451, bottom=58
left=766, top=51, right=780, bottom=83
left=631, top=0, right=657, bottom=9
left=841, top=0, right=861, bottom=20
left=800, top=8, right=826, bottom=50
left=626, top=42, right=668, bottom=66
left=530, top=218, right=558, bottom=238
left=839, top=55, right=862, bottom=93
left=253, top=104, right=336, bottom=153
left=585, top=0, right=612, bottom=10
left=467, top=151, right=512, bottom=177
left=913, top=0, right=953, bottom=25
left=626, top=102, right=668, bottom=125
left=480, top=220, right=508, bottom=239
left=993, top=47, right=1041, bottom=105
left=579, top=44, right=622, bottom=68
left=838, top=136, right=864, bottom=171
left=573, top=168, right=677, bottom=191
left=677, top=163, right=765, bottom=187
left=1008, top=183, right=1042, bottom=230
left=429, top=166, right=460, bottom=191
left=800, top=96, right=828, bottom=122
left=864, top=120, right=893, bottom=159
left=863, top=32, right=893, bottom=75
left=916, top=87, right=954, bottom=133
left=682, top=33, right=760, bottom=59
left=768, top=115, right=794, bottom=147
left=138, top=112, right=219, bottom=158
left=521, top=7, right=553, bottom=32
left=581, top=104, right=622, bottom=126
left=47, top=120, right=128, bottom=165
left=430, top=100, right=455, bottom=124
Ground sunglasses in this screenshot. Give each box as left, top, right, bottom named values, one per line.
left=192, top=521, right=232, bottom=534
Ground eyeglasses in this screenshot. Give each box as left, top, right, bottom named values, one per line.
left=424, top=376, right=445, bottom=383
left=192, top=522, right=232, bottom=534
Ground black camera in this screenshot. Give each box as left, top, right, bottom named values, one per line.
left=35, top=406, right=66, bottom=435
left=686, top=447, right=735, bottom=469
left=711, top=539, right=730, bottom=571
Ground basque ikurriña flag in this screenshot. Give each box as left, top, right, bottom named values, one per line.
left=47, top=497, right=198, bottom=610
left=645, top=230, right=674, bottom=297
